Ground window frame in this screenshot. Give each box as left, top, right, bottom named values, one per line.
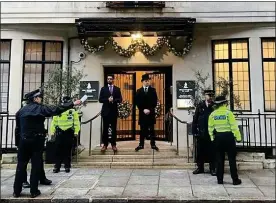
left=21, top=40, right=63, bottom=101
left=211, top=38, right=252, bottom=112
left=0, top=39, right=12, bottom=113
left=261, top=37, right=276, bottom=112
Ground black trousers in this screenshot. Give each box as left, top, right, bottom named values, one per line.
left=13, top=136, right=45, bottom=194
left=139, top=124, right=156, bottom=147
left=23, top=158, right=46, bottom=182
left=196, top=134, right=216, bottom=170
left=215, top=132, right=239, bottom=181
left=102, top=116, right=117, bottom=147
left=55, top=128, right=74, bottom=169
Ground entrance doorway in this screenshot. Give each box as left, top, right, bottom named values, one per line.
left=104, top=66, right=172, bottom=142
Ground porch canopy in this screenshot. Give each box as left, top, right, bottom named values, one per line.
left=75, top=17, right=196, bottom=38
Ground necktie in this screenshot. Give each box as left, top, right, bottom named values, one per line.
left=109, top=86, right=113, bottom=94
left=145, top=87, right=148, bottom=93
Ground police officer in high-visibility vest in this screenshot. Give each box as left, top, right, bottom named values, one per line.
left=50, top=96, right=80, bottom=173
left=208, top=96, right=242, bottom=185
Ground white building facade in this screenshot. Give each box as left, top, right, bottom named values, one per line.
left=1, top=2, right=275, bottom=155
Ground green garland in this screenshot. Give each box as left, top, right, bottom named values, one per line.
left=80, top=34, right=193, bottom=58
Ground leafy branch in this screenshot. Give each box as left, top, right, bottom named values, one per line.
left=42, top=64, right=87, bottom=106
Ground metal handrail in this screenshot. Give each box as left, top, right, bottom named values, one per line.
left=80, top=111, right=102, bottom=156
left=169, top=109, right=192, bottom=163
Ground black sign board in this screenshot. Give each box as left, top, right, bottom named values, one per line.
left=176, top=80, right=196, bottom=109
left=79, top=81, right=99, bottom=102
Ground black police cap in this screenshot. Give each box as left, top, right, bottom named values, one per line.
left=204, top=90, right=215, bottom=95
left=24, top=89, right=42, bottom=100
left=214, top=95, right=227, bottom=104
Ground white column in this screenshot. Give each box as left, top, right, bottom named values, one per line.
left=8, top=39, right=24, bottom=114
left=249, top=37, right=264, bottom=113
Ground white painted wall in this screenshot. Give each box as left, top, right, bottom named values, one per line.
left=1, top=2, right=275, bottom=24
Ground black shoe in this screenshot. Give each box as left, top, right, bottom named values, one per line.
left=151, top=145, right=159, bottom=151
left=65, top=168, right=70, bottom=173
left=193, top=168, right=204, bottom=175
left=135, top=146, right=144, bottom=151
left=23, top=181, right=30, bottom=188
left=210, top=169, right=217, bottom=176
left=40, top=178, right=52, bottom=185
left=13, top=192, right=20, bottom=198
left=53, top=168, right=60, bottom=173
left=218, top=180, right=223, bottom=184
left=31, top=190, right=41, bottom=198
left=233, top=178, right=242, bottom=185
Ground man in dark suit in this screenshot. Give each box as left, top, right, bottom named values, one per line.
left=99, top=74, right=122, bottom=152
left=192, top=89, right=216, bottom=176
left=135, top=74, right=159, bottom=151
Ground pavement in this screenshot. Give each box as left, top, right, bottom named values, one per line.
left=0, top=168, right=275, bottom=202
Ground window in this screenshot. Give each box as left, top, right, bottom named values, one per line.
left=262, top=38, right=276, bottom=111
left=212, top=39, right=251, bottom=111
left=0, top=40, right=11, bottom=112
left=22, top=41, right=63, bottom=99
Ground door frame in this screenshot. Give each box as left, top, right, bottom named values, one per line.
left=103, top=66, right=173, bottom=141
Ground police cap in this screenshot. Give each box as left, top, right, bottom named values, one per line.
left=204, top=89, right=215, bottom=95
left=24, top=89, right=43, bottom=100
left=62, top=96, right=71, bottom=103
left=214, top=95, right=227, bottom=104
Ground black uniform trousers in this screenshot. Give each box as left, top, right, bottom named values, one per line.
left=14, top=136, right=45, bottom=194
left=196, top=133, right=216, bottom=170
left=55, top=128, right=74, bottom=169
left=23, top=159, right=46, bottom=182
left=102, top=116, right=117, bottom=147
left=139, top=124, right=156, bottom=147
left=214, top=132, right=239, bottom=181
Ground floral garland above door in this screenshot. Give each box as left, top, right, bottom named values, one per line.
left=80, top=34, right=194, bottom=58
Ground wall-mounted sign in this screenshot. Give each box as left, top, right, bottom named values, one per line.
left=79, top=81, right=99, bottom=102
left=176, top=80, right=195, bottom=109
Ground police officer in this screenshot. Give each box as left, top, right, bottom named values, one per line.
left=208, top=95, right=242, bottom=185
left=13, top=89, right=81, bottom=198
left=50, top=96, right=80, bottom=173
left=192, top=90, right=216, bottom=175
left=15, top=99, right=52, bottom=189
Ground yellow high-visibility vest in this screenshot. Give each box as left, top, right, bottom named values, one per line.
left=208, top=106, right=241, bottom=141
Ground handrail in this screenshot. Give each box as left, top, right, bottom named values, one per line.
left=80, top=111, right=102, bottom=156
left=169, top=109, right=191, bottom=161
left=81, top=112, right=101, bottom=124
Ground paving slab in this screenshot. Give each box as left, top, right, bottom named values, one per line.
left=74, top=169, right=105, bottom=175
left=123, top=185, right=158, bottom=197
left=250, top=176, right=275, bottom=186
left=246, top=169, right=275, bottom=177
left=189, top=174, right=218, bottom=185
left=132, top=169, right=160, bottom=176
left=192, top=185, right=229, bottom=199
left=88, top=187, right=124, bottom=197
left=225, top=187, right=265, bottom=199
left=97, top=176, right=129, bottom=187
left=128, top=175, right=159, bottom=185
left=223, top=175, right=257, bottom=188
left=102, top=169, right=133, bottom=177
left=52, top=188, right=89, bottom=197
left=58, top=179, right=97, bottom=188
left=159, top=177, right=190, bottom=187
left=160, top=170, right=188, bottom=178
left=158, top=186, right=193, bottom=199
left=258, top=186, right=276, bottom=198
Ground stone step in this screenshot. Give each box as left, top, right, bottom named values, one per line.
left=78, top=158, right=190, bottom=163
left=88, top=150, right=178, bottom=155
left=0, top=161, right=264, bottom=170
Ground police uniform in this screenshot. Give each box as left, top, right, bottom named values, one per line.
left=50, top=96, right=80, bottom=173
left=13, top=89, right=76, bottom=198
left=15, top=99, right=52, bottom=189
left=208, top=96, right=242, bottom=185
left=192, top=90, right=216, bottom=175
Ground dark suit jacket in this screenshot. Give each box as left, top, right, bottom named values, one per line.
left=99, top=85, right=122, bottom=117
left=135, top=86, right=158, bottom=125
left=192, top=100, right=214, bottom=136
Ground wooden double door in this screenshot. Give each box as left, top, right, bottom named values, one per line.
left=104, top=67, right=172, bottom=141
